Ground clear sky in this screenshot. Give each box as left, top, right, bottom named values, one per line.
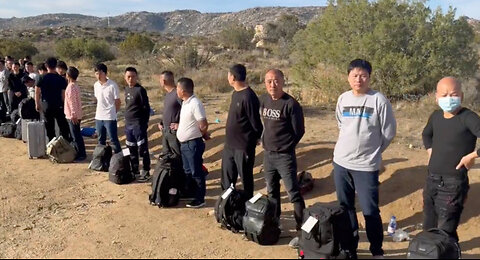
left=0, top=0, right=479, bottom=19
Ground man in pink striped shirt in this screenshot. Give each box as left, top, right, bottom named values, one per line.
left=65, top=66, right=86, bottom=161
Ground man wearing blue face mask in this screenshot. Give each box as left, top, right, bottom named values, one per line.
left=422, top=77, right=480, bottom=242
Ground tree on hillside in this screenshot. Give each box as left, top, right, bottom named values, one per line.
left=119, top=33, right=155, bottom=58
left=0, top=40, right=38, bottom=59
left=219, top=24, right=254, bottom=50
left=291, top=0, right=479, bottom=99
left=56, top=38, right=114, bottom=63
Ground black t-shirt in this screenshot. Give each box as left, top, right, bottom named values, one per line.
left=162, top=88, right=181, bottom=127
left=37, top=73, right=67, bottom=108
left=422, top=108, right=480, bottom=175
left=8, top=71, right=26, bottom=93
left=125, top=84, right=150, bottom=126
left=260, top=92, right=305, bottom=153
left=225, top=87, right=263, bottom=150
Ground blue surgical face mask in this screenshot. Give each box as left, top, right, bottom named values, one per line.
left=438, top=96, right=461, bottom=113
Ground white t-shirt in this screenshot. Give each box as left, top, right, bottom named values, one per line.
left=0, top=69, right=9, bottom=93
left=29, top=72, right=40, bottom=86
left=94, top=79, right=120, bottom=120
left=177, top=95, right=207, bottom=142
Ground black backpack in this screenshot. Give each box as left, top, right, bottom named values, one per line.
left=10, top=109, right=20, bottom=123
left=108, top=153, right=134, bottom=185
left=149, top=153, right=184, bottom=207
left=0, top=107, right=6, bottom=124
left=214, top=186, right=248, bottom=232
left=88, top=145, right=113, bottom=172
left=19, top=98, right=40, bottom=120
left=407, top=228, right=461, bottom=259
left=298, top=203, right=355, bottom=259
left=0, top=122, right=16, bottom=138
left=243, top=196, right=281, bottom=245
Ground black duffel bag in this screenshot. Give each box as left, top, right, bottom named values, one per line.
left=407, top=228, right=461, bottom=259
left=88, top=145, right=113, bottom=172
left=214, top=186, right=248, bottom=233
left=19, top=98, right=40, bottom=120
left=0, top=122, right=16, bottom=138
left=243, top=195, right=281, bottom=245
left=109, top=152, right=134, bottom=185
left=149, top=153, right=184, bottom=207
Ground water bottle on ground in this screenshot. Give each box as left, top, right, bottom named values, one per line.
left=387, top=216, right=397, bottom=236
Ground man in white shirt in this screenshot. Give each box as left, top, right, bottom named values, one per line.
left=0, top=60, right=9, bottom=118
left=176, top=77, right=209, bottom=208
left=93, top=63, right=122, bottom=153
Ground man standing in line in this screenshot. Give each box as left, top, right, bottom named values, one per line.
left=333, top=59, right=396, bottom=259
left=260, top=69, right=305, bottom=231
left=0, top=60, right=10, bottom=118
left=176, top=77, right=209, bottom=208
left=422, top=77, right=480, bottom=243
left=221, top=64, right=263, bottom=199
left=157, top=71, right=181, bottom=156
left=124, top=67, right=151, bottom=181
left=35, top=57, right=71, bottom=142
left=8, top=62, right=27, bottom=112
left=93, top=63, right=122, bottom=153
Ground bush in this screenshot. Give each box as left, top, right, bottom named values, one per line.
left=291, top=0, right=479, bottom=100
left=119, top=33, right=155, bottom=58
left=0, top=39, right=39, bottom=59
left=56, top=38, right=115, bottom=63
left=218, top=24, right=254, bottom=50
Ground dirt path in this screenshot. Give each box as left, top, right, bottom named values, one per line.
left=0, top=93, right=479, bottom=259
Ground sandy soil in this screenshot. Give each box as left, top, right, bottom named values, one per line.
left=0, top=91, right=479, bottom=259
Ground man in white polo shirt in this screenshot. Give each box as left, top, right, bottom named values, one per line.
left=93, top=63, right=122, bottom=153
left=176, top=77, right=210, bottom=208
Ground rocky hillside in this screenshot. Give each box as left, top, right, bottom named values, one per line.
left=0, top=7, right=325, bottom=36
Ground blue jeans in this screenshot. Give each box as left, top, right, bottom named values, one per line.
left=180, top=138, right=206, bottom=203
left=333, top=162, right=384, bottom=256
left=68, top=119, right=86, bottom=159
left=95, top=120, right=121, bottom=153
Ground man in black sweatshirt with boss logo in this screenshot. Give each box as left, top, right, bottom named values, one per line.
left=124, top=67, right=151, bottom=181
left=221, top=64, right=263, bottom=199
left=260, top=69, right=305, bottom=231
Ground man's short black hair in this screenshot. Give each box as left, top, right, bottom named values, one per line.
left=229, top=64, right=247, bottom=82
left=67, top=66, right=79, bottom=81
left=161, top=70, right=174, bottom=83
left=26, top=61, right=33, bottom=66
left=95, top=63, right=108, bottom=74
left=177, top=77, right=194, bottom=95
left=13, top=62, right=20, bottom=67
left=125, top=67, right=137, bottom=74
left=37, top=63, right=47, bottom=71
left=45, top=57, right=58, bottom=69
left=348, top=59, right=372, bottom=75
left=21, top=75, right=34, bottom=84
left=56, top=60, right=68, bottom=70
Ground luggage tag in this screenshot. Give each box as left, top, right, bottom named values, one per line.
left=122, top=148, right=130, bottom=156
left=249, top=193, right=263, bottom=204
left=301, top=216, right=319, bottom=233
left=221, top=187, right=233, bottom=199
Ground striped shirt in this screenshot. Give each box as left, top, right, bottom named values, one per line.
left=64, top=82, right=83, bottom=120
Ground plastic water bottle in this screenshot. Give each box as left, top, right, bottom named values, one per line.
left=392, top=229, right=410, bottom=242
left=387, top=216, right=397, bottom=236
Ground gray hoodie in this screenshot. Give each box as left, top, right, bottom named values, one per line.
left=333, top=89, right=397, bottom=171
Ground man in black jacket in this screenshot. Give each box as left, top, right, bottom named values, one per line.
left=261, top=69, right=305, bottom=231
left=8, top=62, right=27, bottom=111
left=124, top=67, right=151, bottom=181
left=221, top=64, right=263, bottom=199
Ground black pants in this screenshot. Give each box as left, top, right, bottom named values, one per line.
left=423, top=171, right=469, bottom=241
left=221, top=145, right=256, bottom=199
left=126, top=124, right=151, bottom=172
left=264, top=150, right=305, bottom=229
left=162, top=128, right=181, bottom=156
left=333, top=162, right=383, bottom=256
left=0, top=92, right=10, bottom=114
left=44, top=105, right=71, bottom=142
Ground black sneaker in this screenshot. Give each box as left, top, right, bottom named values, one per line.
left=137, top=170, right=151, bottom=182
left=186, top=200, right=205, bottom=208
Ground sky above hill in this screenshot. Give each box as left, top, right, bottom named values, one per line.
left=1, top=0, right=479, bottom=19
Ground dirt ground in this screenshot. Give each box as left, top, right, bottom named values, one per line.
left=0, top=91, right=479, bottom=259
